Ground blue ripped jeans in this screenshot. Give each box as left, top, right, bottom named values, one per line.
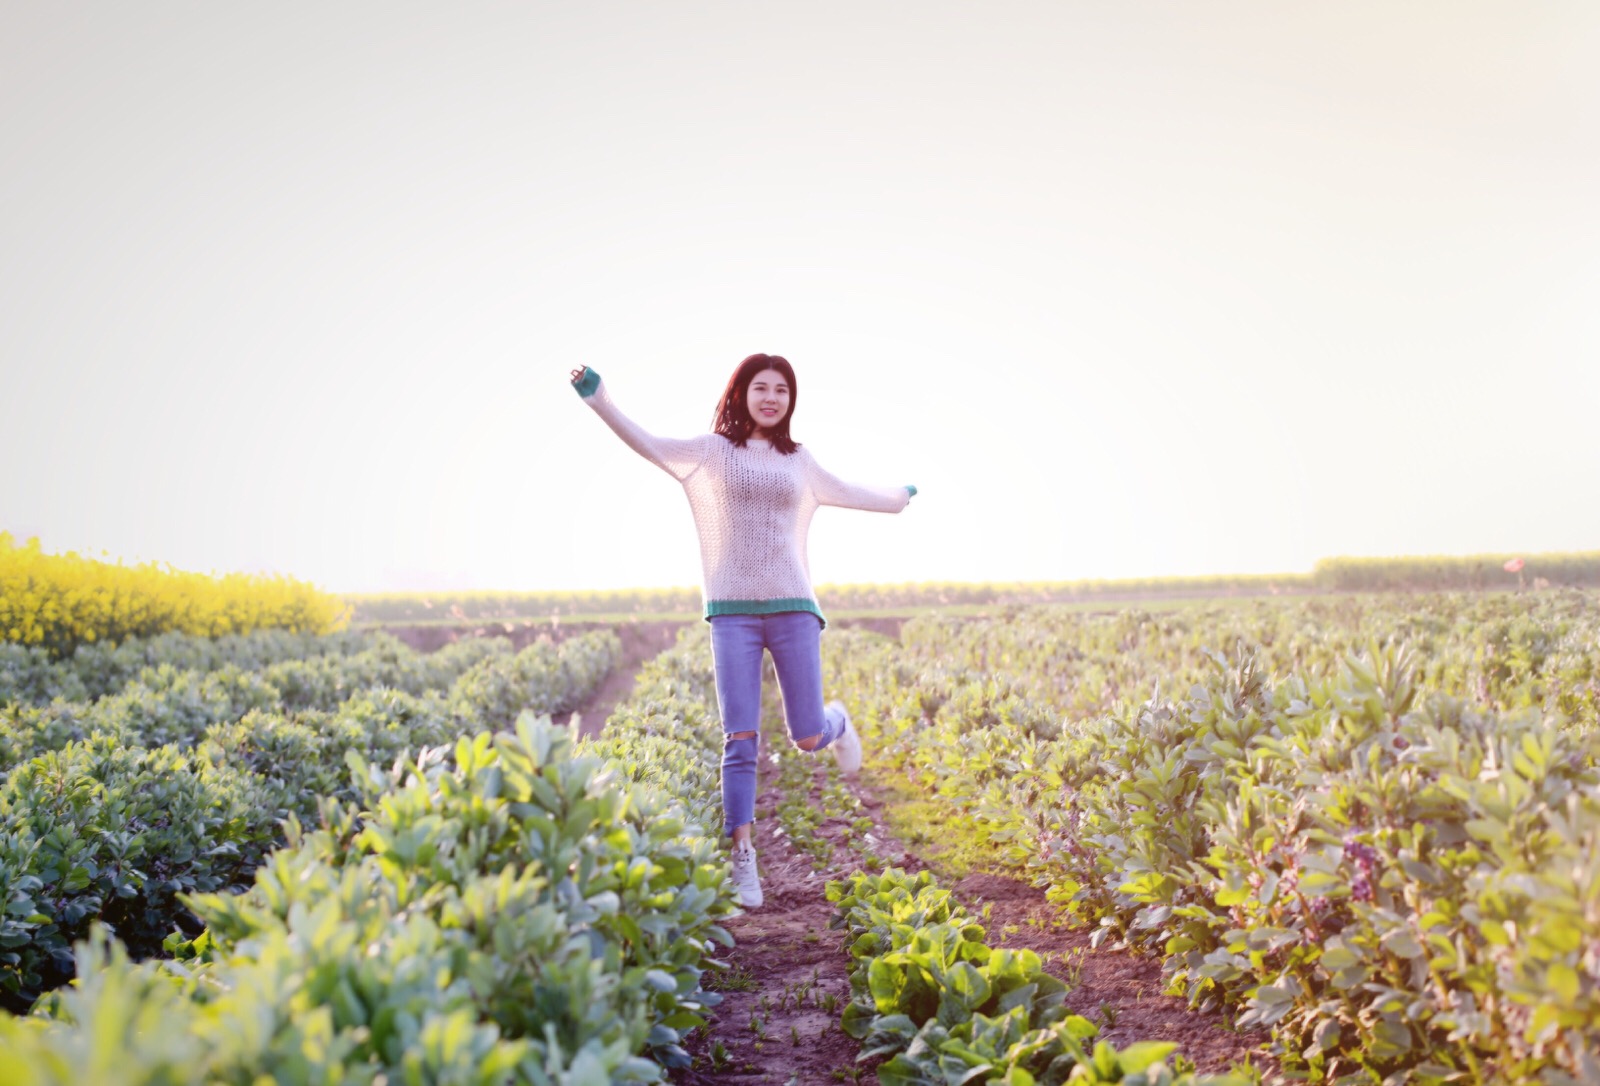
left=710, top=611, right=847, bottom=837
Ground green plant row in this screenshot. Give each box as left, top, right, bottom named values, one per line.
left=821, top=600, right=1600, bottom=1083
left=1, top=631, right=619, bottom=763
left=1, top=627, right=743, bottom=1084
left=892, top=593, right=1598, bottom=733
left=0, top=627, right=613, bottom=716
left=0, top=630, right=621, bottom=1006
left=0, top=627, right=372, bottom=709
left=826, top=867, right=1244, bottom=1086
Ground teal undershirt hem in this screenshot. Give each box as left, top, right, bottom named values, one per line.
left=572, top=368, right=601, bottom=398
left=704, top=597, right=827, bottom=630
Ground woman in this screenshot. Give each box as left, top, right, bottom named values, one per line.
left=568, top=354, right=916, bottom=908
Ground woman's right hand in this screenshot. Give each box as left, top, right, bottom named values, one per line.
left=569, top=366, right=587, bottom=384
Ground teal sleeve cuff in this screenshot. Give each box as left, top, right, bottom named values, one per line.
left=905, top=485, right=917, bottom=498
left=572, top=368, right=601, bottom=398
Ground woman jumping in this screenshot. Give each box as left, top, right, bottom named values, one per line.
left=568, top=354, right=916, bottom=908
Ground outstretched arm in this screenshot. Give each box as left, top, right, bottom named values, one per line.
left=804, top=448, right=916, bottom=513
left=569, top=366, right=707, bottom=482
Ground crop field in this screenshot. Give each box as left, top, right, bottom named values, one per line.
left=0, top=620, right=745, bottom=1083
left=1, top=566, right=1596, bottom=1084
left=817, top=592, right=1599, bottom=1084
left=342, top=552, right=1600, bottom=628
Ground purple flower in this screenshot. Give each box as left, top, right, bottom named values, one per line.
left=1343, top=835, right=1378, bottom=901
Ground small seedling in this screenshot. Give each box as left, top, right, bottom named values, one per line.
left=791, top=1024, right=801, bottom=1046
left=1052, top=946, right=1086, bottom=988
left=702, top=962, right=758, bottom=992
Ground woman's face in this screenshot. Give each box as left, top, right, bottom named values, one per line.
left=746, top=368, right=791, bottom=433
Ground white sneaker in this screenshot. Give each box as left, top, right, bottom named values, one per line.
left=730, top=845, right=763, bottom=908
left=827, top=700, right=862, bottom=775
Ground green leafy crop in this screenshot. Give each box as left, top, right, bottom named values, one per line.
left=821, top=594, right=1600, bottom=1083
left=827, top=868, right=1245, bottom=1085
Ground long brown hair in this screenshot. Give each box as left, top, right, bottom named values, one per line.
left=712, top=353, right=801, bottom=454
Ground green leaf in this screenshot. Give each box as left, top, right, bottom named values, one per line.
left=945, top=962, right=991, bottom=1010
left=1478, top=919, right=1510, bottom=947
left=1381, top=928, right=1424, bottom=960
left=1116, top=1041, right=1178, bottom=1073
left=1547, top=962, right=1579, bottom=1005
left=869, top=958, right=908, bottom=1016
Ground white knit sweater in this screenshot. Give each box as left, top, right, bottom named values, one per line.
left=573, top=369, right=914, bottom=625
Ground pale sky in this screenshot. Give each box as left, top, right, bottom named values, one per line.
left=3, top=2, right=1597, bottom=594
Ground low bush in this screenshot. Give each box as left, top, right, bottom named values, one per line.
left=0, top=623, right=740, bottom=1083
left=0, top=629, right=623, bottom=1007
left=2, top=717, right=737, bottom=1084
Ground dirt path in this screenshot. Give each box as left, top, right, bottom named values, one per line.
left=674, top=763, right=867, bottom=1085
left=549, top=621, right=688, bottom=739
left=379, top=618, right=691, bottom=741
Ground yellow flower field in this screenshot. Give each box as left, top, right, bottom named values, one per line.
left=0, top=533, right=346, bottom=656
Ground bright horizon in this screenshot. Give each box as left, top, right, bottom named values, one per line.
left=4, top=3, right=1597, bottom=595
left=1, top=528, right=1577, bottom=600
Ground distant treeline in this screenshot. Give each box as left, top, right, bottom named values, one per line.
left=1308, top=552, right=1598, bottom=592
left=344, top=550, right=1600, bottom=625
